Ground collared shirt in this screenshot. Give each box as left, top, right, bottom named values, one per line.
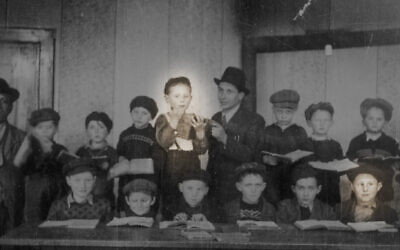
left=221, top=103, right=240, bottom=123
left=67, top=193, right=94, bottom=208
left=310, top=133, right=331, bottom=141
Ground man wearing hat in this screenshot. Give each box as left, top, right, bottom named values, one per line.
left=207, top=67, right=265, bottom=205
left=0, top=78, right=25, bottom=230
left=257, top=89, right=308, bottom=205
left=337, top=162, right=398, bottom=223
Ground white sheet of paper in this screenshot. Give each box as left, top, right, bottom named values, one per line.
left=309, top=159, right=358, bottom=172
left=39, top=220, right=69, bottom=228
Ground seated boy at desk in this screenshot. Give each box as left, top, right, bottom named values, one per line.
left=47, top=158, right=112, bottom=221
left=224, top=162, right=275, bottom=223
left=164, top=169, right=221, bottom=222
left=120, top=178, right=158, bottom=219
left=338, top=162, right=398, bottom=223
left=277, top=164, right=336, bottom=223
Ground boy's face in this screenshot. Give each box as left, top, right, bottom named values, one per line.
left=131, top=107, right=152, bottom=129
left=363, top=107, right=386, bottom=133
left=125, top=191, right=155, bottom=216
left=66, top=171, right=96, bottom=200
left=236, top=174, right=266, bottom=204
left=165, top=84, right=192, bottom=113
left=308, top=110, right=333, bottom=136
left=292, top=177, right=321, bottom=207
left=87, top=120, right=108, bottom=143
left=273, top=107, right=296, bottom=126
left=217, top=82, right=244, bottom=112
left=33, top=120, right=57, bottom=140
left=352, top=173, right=382, bottom=203
left=179, top=180, right=208, bottom=207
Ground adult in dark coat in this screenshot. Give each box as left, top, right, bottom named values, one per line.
left=0, top=78, right=25, bottom=230
left=207, top=67, right=265, bottom=205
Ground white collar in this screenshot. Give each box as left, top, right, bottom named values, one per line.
left=365, top=132, right=382, bottom=141
left=310, top=133, right=330, bottom=141
left=222, top=104, right=240, bottom=123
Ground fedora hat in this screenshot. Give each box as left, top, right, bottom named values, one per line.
left=214, top=67, right=249, bottom=95
left=0, top=78, right=19, bottom=103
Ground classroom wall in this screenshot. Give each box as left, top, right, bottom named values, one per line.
left=0, top=0, right=241, bottom=151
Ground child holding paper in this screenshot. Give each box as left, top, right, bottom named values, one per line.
left=224, top=162, right=275, bottom=223
left=111, top=96, right=163, bottom=212
left=155, top=77, right=208, bottom=216
left=346, top=98, right=398, bottom=201
left=76, top=112, right=118, bottom=205
left=301, top=102, right=344, bottom=206
left=338, top=163, right=398, bottom=223
left=276, top=164, right=336, bottom=224
left=47, top=158, right=112, bottom=221
left=257, top=89, right=308, bottom=204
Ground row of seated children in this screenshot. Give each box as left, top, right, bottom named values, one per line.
left=44, top=158, right=398, bottom=226
left=8, top=75, right=400, bottom=227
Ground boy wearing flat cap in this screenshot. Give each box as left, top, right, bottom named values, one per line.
left=121, top=178, right=157, bottom=218
left=208, top=67, right=265, bottom=206
left=47, top=158, right=112, bottom=221
left=276, top=164, right=336, bottom=224
left=346, top=98, right=398, bottom=202
left=257, top=89, right=308, bottom=204
left=76, top=112, right=118, bottom=206
left=14, top=108, right=74, bottom=222
left=337, top=163, right=398, bottom=223
left=115, top=96, right=164, bottom=213
left=164, top=169, right=222, bottom=222
left=224, top=162, right=275, bottom=223
left=300, top=102, right=344, bottom=206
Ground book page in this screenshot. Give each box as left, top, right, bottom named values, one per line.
left=39, top=220, right=69, bottom=228
left=347, top=221, right=392, bottom=232
left=186, top=221, right=215, bottom=231
left=107, top=217, right=129, bottom=226
left=159, top=220, right=187, bottom=229
left=284, top=150, right=314, bottom=162
left=67, top=219, right=99, bottom=229
left=294, top=220, right=323, bottom=230
left=237, top=220, right=280, bottom=230
left=309, top=159, right=358, bottom=172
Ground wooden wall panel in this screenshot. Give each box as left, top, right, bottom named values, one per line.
left=326, top=47, right=378, bottom=151
left=59, top=0, right=116, bottom=150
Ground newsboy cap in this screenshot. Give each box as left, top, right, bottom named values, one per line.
left=270, top=89, right=300, bottom=109
left=63, top=158, right=97, bottom=177
left=29, top=108, right=60, bottom=127
left=123, top=178, right=157, bottom=196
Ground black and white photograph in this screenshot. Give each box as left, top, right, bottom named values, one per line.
left=0, top=0, right=400, bottom=249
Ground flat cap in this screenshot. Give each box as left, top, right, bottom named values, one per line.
left=270, top=89, right=300, bottom=109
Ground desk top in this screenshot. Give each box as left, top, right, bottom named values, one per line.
left=1, top=223, right=399, bottom=249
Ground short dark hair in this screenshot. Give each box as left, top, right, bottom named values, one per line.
left=236, top=162, right=266, bottom=183
left=291, top=163, right=320, bottom=186
left=164, top=77, right=192, bottom=95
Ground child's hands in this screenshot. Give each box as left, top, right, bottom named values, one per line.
left=210, top=120, right=227, bottom=145
left=169, top=108, right=185, bottom=129
left=174, top=213, right=188, bottom=222
left=191, top=114, right=206, bottom=139
left=31, top=130, right=53, bottom=153
left=191, top=213, right=207, bottom=222
left=263, top=155, right=278, bottom=166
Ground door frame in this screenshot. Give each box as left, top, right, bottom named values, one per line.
left=242, top=28, right=400, bottom=112
left=0, top=28, right=55, bottom=108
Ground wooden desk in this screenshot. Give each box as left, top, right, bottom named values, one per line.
left=0, top=223, right=399, bottom=250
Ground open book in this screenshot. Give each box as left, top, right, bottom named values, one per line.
left=261, top=150, right=313, bottom=164
left=237, top=220, right=280, bottom=230
left=309, top=159, right=359, bottom=172
left=347, top=221, right=397, bottom=232
left=159, top=220, right=215, bottom=231
left=107, top=216, right=154, bottom=227
left=180, top=230, right=214, bottom=241
left=108, top=158, right=154, bottom=179
left=294, top=220, right=351, bottom=231
left=39, top=219, right=99, bottom=229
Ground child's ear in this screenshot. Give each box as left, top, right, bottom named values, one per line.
left=377, top=182, right=383, bottom=192
left=125, top=196, right=130, bottom=205
left=66, top=176, right=71, bottom=186
left=164, top=95, right=170, bottom=104
left=204, top=186, right=209, bottom=195
left=261, top=182, right=267, bottom=191
left=316, top=185, right=322, bottom=194
left=350, top=183, right=355, bottom=193
left=150, top=197, right=156, bottom=205
left=291, top=185, right=295, bottom=193
left=235, top=182, right=242, bottom=192
left=178, top=183, right=183, bottom=192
